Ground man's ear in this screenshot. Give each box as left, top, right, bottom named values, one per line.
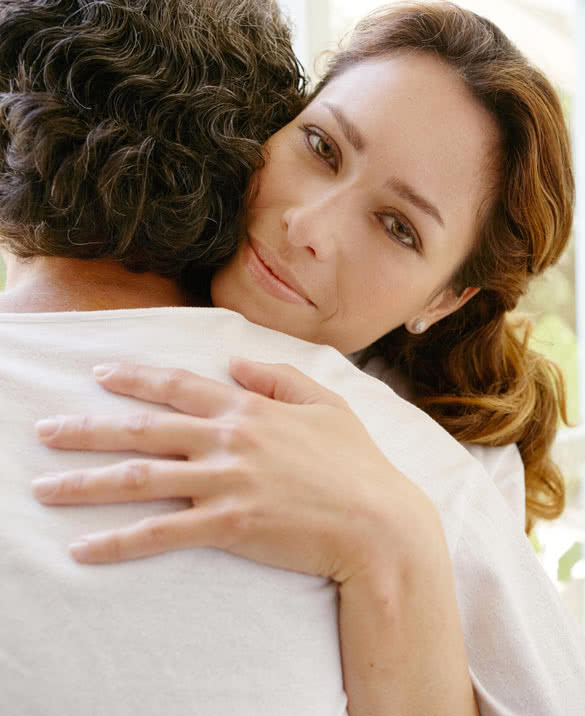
left=421, top=286, right=480, bottom=329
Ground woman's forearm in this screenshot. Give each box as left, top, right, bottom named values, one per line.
left=339, top=501, right=479, bottom=716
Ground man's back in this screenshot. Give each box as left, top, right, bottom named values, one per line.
left=1, top=306, right=584, bottom=715
left=0, top=307, right=348, bottom=716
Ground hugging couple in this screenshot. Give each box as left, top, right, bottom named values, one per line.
left=1, top=1, right=584, bottom=715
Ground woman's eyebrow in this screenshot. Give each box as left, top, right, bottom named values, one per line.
left=385, top=177, right=445, bottom=229
left=322, top=102, right=365, bottom=151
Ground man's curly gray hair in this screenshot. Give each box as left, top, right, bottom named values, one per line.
left=0, top=0, right=307, bottom=291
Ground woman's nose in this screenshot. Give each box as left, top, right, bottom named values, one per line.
left=281, top=200, right=338, bottom=260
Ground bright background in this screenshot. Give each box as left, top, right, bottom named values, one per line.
left=280, top=0, right=585, bottom=633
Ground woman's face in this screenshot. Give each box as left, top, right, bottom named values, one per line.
left=211, top=52, right=499, bottom=353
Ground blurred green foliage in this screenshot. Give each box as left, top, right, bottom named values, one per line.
left=558, top=542, right=583, bottom=582
left=516, top=236, right=580, bottom=426
left=513, top=86, right=579, bottom=426
left=529, top=529, right=542, bottom=554
left=0, top=254, right=5, bottom=291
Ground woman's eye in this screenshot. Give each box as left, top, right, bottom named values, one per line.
left=381, top=215, right=418, bottom=249
left=309, top=133, right=333, bottom=159
left=304, top=127, right=337, bottom=167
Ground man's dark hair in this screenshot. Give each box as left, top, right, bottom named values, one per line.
left=0, top=0, right=307, bottom=291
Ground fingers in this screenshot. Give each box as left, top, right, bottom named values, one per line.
left=39, top=362, right=345, bottom=462
left=92, top=360, right=346, bottom=416
left=67, top=508, right=209, bottom=563
left=229, top=357, right=348, bottom=408
left=31, top=458, right=230, bottom=505
left=93, top=363, right=256, bottom=418
left=35, top=412, right=217, bottom=456
left=67, top=499, right=244, bottom=564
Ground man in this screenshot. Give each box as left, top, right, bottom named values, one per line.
left=1, top=2, right=583, bottom=715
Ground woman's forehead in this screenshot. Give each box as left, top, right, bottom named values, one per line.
left=309, top=54, right=500, bottom=229
left=312, top=53, right=498, bottom=161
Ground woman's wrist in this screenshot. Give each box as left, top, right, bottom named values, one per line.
left=339, top=497, right=478, bottom=716
left=342, top=467, right=439, bottom=584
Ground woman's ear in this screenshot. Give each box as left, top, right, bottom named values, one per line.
left=410, top=286, right=480, bottom=333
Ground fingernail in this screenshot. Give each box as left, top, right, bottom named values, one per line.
left=230, top=356, right=252, bottom=369
left=93, top=364, right=118, bottom=380
left=69, top=540, right=90, bottom=562
left=32, top=476, right=60, bottom=498
left=36, top=418, right=59, bottom=439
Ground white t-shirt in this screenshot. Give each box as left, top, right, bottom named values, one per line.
left=1, top=307, right=583, bottom=716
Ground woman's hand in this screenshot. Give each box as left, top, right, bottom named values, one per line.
left=33, top=358, right=429, bottom=582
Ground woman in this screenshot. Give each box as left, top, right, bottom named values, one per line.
left=24, top=1, right=584, bottom=714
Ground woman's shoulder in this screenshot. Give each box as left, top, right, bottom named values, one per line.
left=352, top=350, right=526, bottom=525
left=348, top=350, right=415, bottom=401
left=461, top=442, right=525, bottom=526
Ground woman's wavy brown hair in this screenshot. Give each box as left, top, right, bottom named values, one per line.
left=0, top=0, right=307, bottom=291
left=317, top=1, right=574, bottom=532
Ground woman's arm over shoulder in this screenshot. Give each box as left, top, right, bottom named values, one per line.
left=339, top=486, right=479, bottom=716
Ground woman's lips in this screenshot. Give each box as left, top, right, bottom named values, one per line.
left=245, top=239, right=314, bottom=306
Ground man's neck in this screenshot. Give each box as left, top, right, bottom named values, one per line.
left=0, top=255, right=189, bottom=312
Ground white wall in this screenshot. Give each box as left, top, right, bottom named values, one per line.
left=278, top=0, right=310, bottom=70
left=278, top=0, right=331, bottom=79
left=576, top=0, right=585, bottom=422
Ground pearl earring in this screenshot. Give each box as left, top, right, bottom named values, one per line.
left=412, top=319, right=427, bottom=334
